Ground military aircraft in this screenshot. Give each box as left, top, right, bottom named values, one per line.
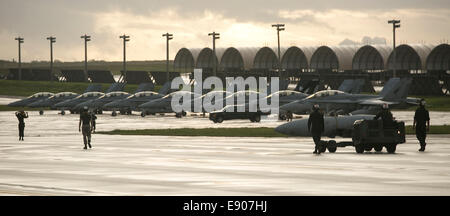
left=53, top=91, right=105, bottom=114
left=103, top=91, right=164, bottom=115
left=279, top=78, right=416, bottom=116
left=138, top=91, right=202, bottom=117
left=188, top=90, right=231, bottom=114
left=74, top=91, right=131, bottom=115
left=8, top=92, right=55, bottom=108
left=101, top=81, right=176, bottom=115
left=27, top=92, right=79, bottom=115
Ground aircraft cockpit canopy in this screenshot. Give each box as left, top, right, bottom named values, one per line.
left=306, top=90, right=345, bottom=99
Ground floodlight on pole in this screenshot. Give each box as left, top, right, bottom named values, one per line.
left=272, top=23, right=285, bottom=79
left=162, top=32, right=173, bottom=83
left=388, top=19, right=400, bottom=78
left=208, top=31, right=220, bottom=76
left=81, top=34, right=91, bottom=82
left=119, top=34, right=130, bottom=81
left=15, top=37, right=24, bottom=80
left=46, top=36, right=56, bottom=82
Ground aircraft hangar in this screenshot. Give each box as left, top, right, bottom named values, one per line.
left=173, top=43, right=450, bottom=95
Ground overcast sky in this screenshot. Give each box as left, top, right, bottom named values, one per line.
left=1, top=0, right=449, bottom=61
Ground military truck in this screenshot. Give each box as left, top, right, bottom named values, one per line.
left=317, top=119, right=406, bottom=154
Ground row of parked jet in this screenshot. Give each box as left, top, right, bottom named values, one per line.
left=8, top=78, right=420, bottom=122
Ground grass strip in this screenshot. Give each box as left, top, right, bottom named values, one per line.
left=97, top=125, right=450, bottom=137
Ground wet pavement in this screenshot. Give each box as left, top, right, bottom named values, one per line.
left=1, top=110, right=450, bottom=195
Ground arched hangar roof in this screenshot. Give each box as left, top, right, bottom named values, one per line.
left=195, top=47, right=226, bottom=69
left=173, top=48, right=201, bottom=69
left=426, top=43, right=450, bottom=70
left=219, top=47, right=259, bottom=71
left=281, top=46, right=316, bottom=70
left=253, top=47, right=285, bottom=69
left=352, top=45, right=392, bottom=70
left=387, top=44, right=435, bottom=70
left=310, top=45, right=360, bottom=70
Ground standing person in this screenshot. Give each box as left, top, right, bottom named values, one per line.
left=79, top=106, right=92, bottom=149
left=15, top=110, right=28, bottom=141
left=373, top=103, right=394, bottom=127
left=91, top=112, right=97, bottom=133
left=286, top=111, right=293, bottom=122
left=308, top=104, right=324, bottom=154
left=413, top=99, right=430, bottom=152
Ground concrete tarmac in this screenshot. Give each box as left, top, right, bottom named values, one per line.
left=0, top=110, right=450, bottom=195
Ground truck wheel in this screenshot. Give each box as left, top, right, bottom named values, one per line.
left=254, top=115, right=261, bottom=122
left=61, top=110, right=66, bottom=115
left=141, top=112, right=146, bottom=117
left=364, top=147, right=373, bottom=152
left=182, top=111, right=187, bottom=116
left=39, top=110, right=44, bottom=115
left=355, top=145, right=364, bottom=154
left=386, top=144, right=397, bottom=154
left=112, top=111, right=117, bottom=116
left=374, top=145, right=383, bottom=152
left=327, top=140, right=337, bottom=153
left=279, top=114, right=286, bottom=120
left=249, top=117, right=255, bottom=122
left=327, top=146, right=337, bottom=153
left=216, top=116, right=223, bottom=123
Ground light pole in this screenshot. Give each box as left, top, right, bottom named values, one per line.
left=162, top=32, right=173, bottom=83
left=119, top=34, right=130, bottom=81
left=46, top=36, right=56, bottom=82
left=15, top=37, right=24, bottom=80
left=208, top=32, right=220, bottom=76
left=272, top=23, right=285, bottom=79
left=81, top=34, right=91, bottom=82
left=388, top=19, right=400, bottom=78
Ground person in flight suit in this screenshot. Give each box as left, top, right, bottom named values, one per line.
left=15, top=110, right=28, bottom=141
left=79, top=106, right=93, bottom=149
left=373, top=103, right=394, bottom=127
left=308, top=104, right=324, bottom=154
left=413, top=99, right=430, bottom=152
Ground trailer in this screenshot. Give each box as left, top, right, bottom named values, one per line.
left=318, top=119, right=406, bottom=154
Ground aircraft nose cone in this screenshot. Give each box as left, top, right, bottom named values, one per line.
left=275, top=120, right=300, bottom=136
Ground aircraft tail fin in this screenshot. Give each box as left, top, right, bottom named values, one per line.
left=134, top=82, right=155, bottom=93
left=106, top=82, right=126, bottom=93
left=381, top=78, right=412, bottom=101
left=84, top=84, right=102, bottom=93
left=158, top=81, right=177, bottom=95
left=338, top=79, right=365, bottom=94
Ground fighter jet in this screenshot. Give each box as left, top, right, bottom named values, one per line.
left=138, top=91, right=202, bottom=117
left=222, top=90, right=263, bottom=107
left=53, top=91, right=105, bottom=114
left=189, top=90, right=231, bottom=113
left=27, top=92, right=79, bottom=115
left=103, top=91, right=164, bottom=115
left=74, top=91, right=130, bottom=115
left=8, top=92, right=55, bottom=108
left=248, top=90, right=308, bottom=110
left=280, top=78, right=416, bottom=116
